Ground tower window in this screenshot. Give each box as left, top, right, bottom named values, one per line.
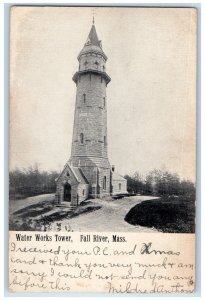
left=103, top=65, right=105, bottom=71
left=119, top=183, right=121, bottom=191
left=83, top=93, right=86, bottom=103
left=84, top=60, right=88, bottom=69
left=104, top=136, right=107, bottom=145
left=94, top=61, right=99, bottom=69
left=80, top=133, right=84, bottom=144
left=103, top=97, right=106, bottom=107
left=103, top=176, right=106, bottom=190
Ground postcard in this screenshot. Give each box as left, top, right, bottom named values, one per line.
left=9, top=6, right=196, bottom=294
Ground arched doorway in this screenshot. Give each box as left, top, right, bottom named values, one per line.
left=64, top=183, right=71, bottom=202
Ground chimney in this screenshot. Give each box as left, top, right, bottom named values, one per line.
left=112, top=165, right=115, bottom=172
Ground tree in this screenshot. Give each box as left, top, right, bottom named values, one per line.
left=9, top=165, right=60, bottom=200
left=145, top=169, right=186, bottom=196
left=179, top=180, right=195, bottom=196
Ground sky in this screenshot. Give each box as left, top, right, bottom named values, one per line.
left=9, top=7, right=196, bottom=181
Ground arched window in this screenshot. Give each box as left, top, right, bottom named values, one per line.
left=80, top=133, right=84, bottom=144
left=94, top=61, right=99, bottom=69
left=83, top=93, right=86, bottom=103
left=103, top=176, right=106, bottom=190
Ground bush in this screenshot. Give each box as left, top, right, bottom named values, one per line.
left=124, top=195, right=195, bottom=233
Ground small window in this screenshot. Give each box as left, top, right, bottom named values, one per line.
left=80, top=133, right=84, bottom=144
left=66, top=172, right=70, bottom=177
left=103, top=176, right=106, bottom=190
left=119, top=183, right=121, bottom=191
left=104, top=136, right=107, bottom=145
left=82, top=189, right=85, bottom=196
left=103, top=97, right=106, bottom=107
left=95, top=61, right=99, bottom=69
left=84, top=61, right=88, bottom=69
left=83, top=93, right=86, bottom=103
left=103, top=65, right=105, bottom=71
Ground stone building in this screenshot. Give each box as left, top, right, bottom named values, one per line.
left=56, top=21, right=127, bottom=206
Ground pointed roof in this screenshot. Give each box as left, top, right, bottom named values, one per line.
left=86, top=25, right=100, bottom=47
left=78, top=23, right=107, bottom=61
left=56, top=162, right=89, bottom=184
left=72, top=167, right=89, bottom=184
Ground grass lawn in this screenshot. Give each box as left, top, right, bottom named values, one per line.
left=124, top=194, right=195, bottom=233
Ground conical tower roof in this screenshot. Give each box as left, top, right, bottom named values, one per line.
left=86, top=24, right=100, bottom=46
left=78, top=23, right=107, bottom=60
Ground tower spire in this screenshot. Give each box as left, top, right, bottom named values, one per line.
left=92, top=7, right=96, bottom=25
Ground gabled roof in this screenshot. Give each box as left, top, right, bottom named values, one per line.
left=112, top=171, right=127, bottom=182
left=56, top=163, right=89, bottom=185
left=71, top=166, right=89, bottom=184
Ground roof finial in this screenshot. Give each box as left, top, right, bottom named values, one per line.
left=92, top=8, right=96, bottom=25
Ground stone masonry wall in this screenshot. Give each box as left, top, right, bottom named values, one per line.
left=55, top=164, right=78, bottom=205
left=71, top=73, right=108, bottom=159
left=77, top=184, right=89, bottom=204
left=112, top=179, right=127, bottom=195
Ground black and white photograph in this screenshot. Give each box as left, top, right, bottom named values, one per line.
left=9, top=6, right=196, bottom=233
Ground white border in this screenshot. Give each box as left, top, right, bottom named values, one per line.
left=1, top=1, right=204, bottom=299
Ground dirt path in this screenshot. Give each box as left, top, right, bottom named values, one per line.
left=54, top=196, right=159, bottom=232
left=10, top=194, right=159, bottom=232
left=9, top=194, right=55, bottom=215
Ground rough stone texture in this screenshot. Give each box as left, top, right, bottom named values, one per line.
left=112, top=171, right=127, bottom=195
left=112, top=178, right=127, bottom=195
left=56, top=24, right=127, bottom=206
left=77, top=183, right=89, bottom=204
left=71, top=73, right=108, bottom=159
left=55, top=164, right=78, bottom=205
left=70, top=32, right=112, bottom=200
left=55, top=164, right=89, bottom=206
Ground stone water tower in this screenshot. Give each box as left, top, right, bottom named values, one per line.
left=55, top=20, right=127, bottom=206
